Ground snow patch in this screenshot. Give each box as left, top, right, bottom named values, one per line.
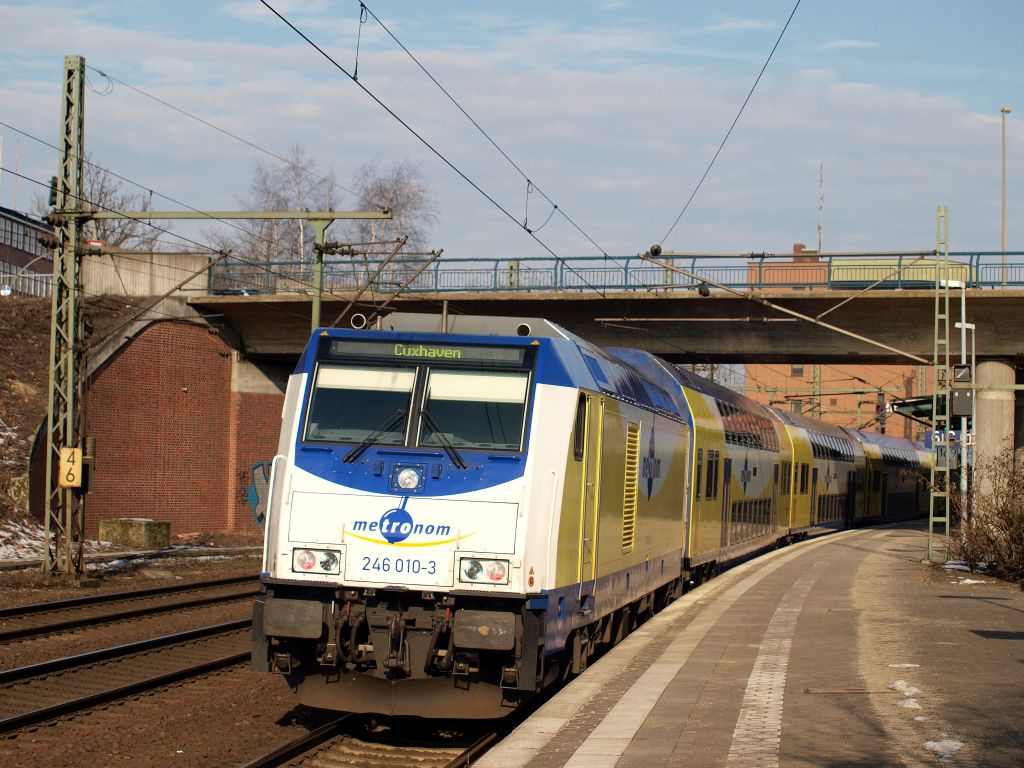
left=943, top=560, right=988, bottom=573
left=888, top=663, right=920, bottom=669
left=914, top=715, right=929, bottom=722
left=950, top=577, right=987, bottom=585
left=896, top=698, right=923, bottom=710
left=890, top=680, right=923, bottom=697
left=0, top=517, right=118, bottom=561
left=924, top=739, right=963, bottom=762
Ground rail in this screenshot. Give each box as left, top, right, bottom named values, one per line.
left=205, top=251, right=1024, bottom=296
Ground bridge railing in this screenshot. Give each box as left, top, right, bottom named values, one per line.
left=205, top=251, right=1024, bottom=296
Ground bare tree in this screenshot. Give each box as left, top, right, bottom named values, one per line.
left=346, top=159, right=438, bottom=253
left=205, top=152, right=438, bottom=294
left=214, top=143, right=340, bottom=264
left=205, top=144, right=341, bottom=292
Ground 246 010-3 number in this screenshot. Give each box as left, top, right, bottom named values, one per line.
left=360, top=556, right=436, bottom=575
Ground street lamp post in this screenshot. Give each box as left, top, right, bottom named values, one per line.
left=1001, top=105, right=1011, bottom=285
left=0, top=252, right=52, bottom=297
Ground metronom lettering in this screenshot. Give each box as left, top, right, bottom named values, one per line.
left=393, top=343, right=463, bottom=360
left=352, top=520, right=453, bottom=537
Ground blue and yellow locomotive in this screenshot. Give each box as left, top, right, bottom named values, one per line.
left=252, top=314, right=928, bottom=718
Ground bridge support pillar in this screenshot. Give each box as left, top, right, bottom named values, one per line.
left=1015, top=366, right=1024, bottom=469
left=975, top=359, right=1016, bottom=493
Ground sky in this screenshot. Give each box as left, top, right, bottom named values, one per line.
left=1, top=0, right=1023, bottom=261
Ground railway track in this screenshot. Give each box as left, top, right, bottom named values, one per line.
left=241, top=715, right=498, bottom=768
left=0, top=574, right=258, bottom=642
left=0, top=619, right=251, bottom=735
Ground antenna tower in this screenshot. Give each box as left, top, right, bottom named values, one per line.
left=817, top=161, right=824, bottom=253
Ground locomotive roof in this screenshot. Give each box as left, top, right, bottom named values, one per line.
left=652, top=356, right=776, bottom=418
left=374, top=312, right=579, bottom=340
left=299, top=322, right=687, bottom=421
left=845, top=427, right=925, bottom=451
left=770, top=407, right=854, bottom=438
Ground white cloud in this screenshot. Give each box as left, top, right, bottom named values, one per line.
left=1, top=2, right=1018, bottom=262
left=701, top=18, right=776, bottom=34
left=220, top=0, right=334, bottom=24
left=823, top=39, right=879, bottom=50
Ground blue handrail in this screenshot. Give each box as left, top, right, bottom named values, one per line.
left=205, top=251, right=1024, bottom=296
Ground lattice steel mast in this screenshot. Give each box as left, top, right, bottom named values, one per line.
left=43, top=55, right=87, bottom=578
left=928, top=206, right=951, bottom=562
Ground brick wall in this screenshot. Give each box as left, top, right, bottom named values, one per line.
left=228, top=390, right=285, bottom=534
left=31, top=320, right=285, bottom=539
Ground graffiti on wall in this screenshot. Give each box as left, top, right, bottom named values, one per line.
left=247, top=461, right=270, bottom=525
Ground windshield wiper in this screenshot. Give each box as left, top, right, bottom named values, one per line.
left=343, top=408, right=407, bottom=464
left=420, top=409, right=468, bottom=470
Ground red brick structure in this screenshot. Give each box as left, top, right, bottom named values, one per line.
left=31, top=320, right=288, bottom=538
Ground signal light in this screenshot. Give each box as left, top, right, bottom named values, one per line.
left=459, top=557, right=509, bottom=585
left=291, top=547, right=341, bottom=575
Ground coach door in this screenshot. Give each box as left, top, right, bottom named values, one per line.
left=845, top=470, right=857, bottom=528
left=772, top=464, right=780, bottom=532
left=810, top=467, right=819, bottom=526
left=720, top=458, right=732, bottom=548
left=578, top=394, right=604, bottom=605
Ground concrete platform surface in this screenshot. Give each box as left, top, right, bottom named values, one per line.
left=479, top=525, right=1023, bottom=768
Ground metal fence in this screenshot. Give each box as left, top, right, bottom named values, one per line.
left=0, top=262, right=52, bottom=297
left=202, top=251, right=1024, bottom=296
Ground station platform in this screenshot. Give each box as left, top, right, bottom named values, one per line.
left=478, top=525, right=1023, bottom=768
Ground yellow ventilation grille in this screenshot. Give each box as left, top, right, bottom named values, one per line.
left=622, top=422, right=640, bottom=553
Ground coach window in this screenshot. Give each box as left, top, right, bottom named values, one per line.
left=305, top=365, right=415, bottom=444
left=712, top=451, right=721, bottom=499
left=573, top=394, right=587, bottom=461
left=799, top=463, right=809, bottom=494
left=418, top=369, right=530, bottom=451
left=695, top=449, right=703, bottom=500
left=705, top=451, right=716, bottom=499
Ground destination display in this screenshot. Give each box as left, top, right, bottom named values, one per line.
left=324, top=339, right=527, bottom=367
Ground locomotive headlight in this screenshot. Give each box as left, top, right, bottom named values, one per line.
left=396, top=468, right=421, bottom=489
left=294, top=549, right=316, bottom=571
left=391, top=465, right=424, bottom=493
left=485, top=561, right=507, bottom=583
left=319, top=550, right=339, bottom=572
left=291, top=547, right=341, bottom=575
left=459, top=557, right=509, bottom=585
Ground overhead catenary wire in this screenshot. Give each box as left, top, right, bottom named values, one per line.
left=83, top=66, right=362, bottom=202
left=0, top=118, right=401, bottom=277
left=358, top=1, right=610, bottom=258
left=258, top=0, right=610, bottom=299
left=659, top=0, right=801, bottom=246
left=0, top=119, right=311, bottom=249
left=0, top=166, right=426, bottom=320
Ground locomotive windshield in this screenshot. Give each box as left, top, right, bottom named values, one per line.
left=418, top=369, right=530, bottom=451
left=303, top=338, right=535, bottom=452
left=304, top=365, right=415, bottom=444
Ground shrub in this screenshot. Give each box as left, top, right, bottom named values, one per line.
left=950, top=449, right=1024, bottom=585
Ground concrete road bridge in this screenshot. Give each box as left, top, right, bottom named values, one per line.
left=188, top=250, right=1024, bottom=459
left=192, top=251, right=1024, bottom=365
